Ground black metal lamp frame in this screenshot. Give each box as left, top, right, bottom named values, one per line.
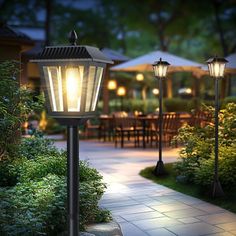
left=207, top=56, right=227, bottom=198
left=153, top=77, right=165, bottom=175
left=152, top=58, right=170, bottom=176
left=31, top=30, right=113, bottom=236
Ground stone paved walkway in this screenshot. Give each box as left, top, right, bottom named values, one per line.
left=54, top=140, right=236, bottom=236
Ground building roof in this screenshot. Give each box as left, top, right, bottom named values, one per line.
left=0, top=22, right=34, bottom=47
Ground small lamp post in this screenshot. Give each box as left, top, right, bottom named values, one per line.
left=152, top=58, right=170, bottom=176
left=207, top=56, right=227, bottom=198
left=31, top=30, right=113, bottom=236
left=117, top=86, right=126, bottom=111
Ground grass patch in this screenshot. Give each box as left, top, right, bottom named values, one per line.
left=140, top=163, right=236, bottom=213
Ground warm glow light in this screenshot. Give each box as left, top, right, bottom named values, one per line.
left=152, top=58, right=170, bottom=78
left=136, top=73, right=144, bottom=81
left=107, top=80, right=117, bottom=90
left=178, top=87, right=192, bottom=94
left=117, top=86, right=126, bottom=96
left=207, top=56, right=228, bottom=78
left=66, top=67, right=81, bottom=111
left=152, top=88, right=159, bottom=95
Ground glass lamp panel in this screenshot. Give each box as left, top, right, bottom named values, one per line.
left=213, top=62, right=220, bottom=77
left=162, top=66, right=168, bottom=77
left=85, top=66, right=96, bottom=112
left=43, top=66, right=64, bottom=112
left=153, top=65, right=158, bottom=77
left=219, top=63, right=226, bottom=77
left=65, top=66, right=84, bottom=112
left=91, top=67, right=104, bottom=111
left=207, top=63, right=213, bottom=77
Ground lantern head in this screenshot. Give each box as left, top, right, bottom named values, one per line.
left=31, top=30, right=113, bottom=121
left=152, top=58, right=170, bottom=78
left=207, top=56, right=228, bottom=78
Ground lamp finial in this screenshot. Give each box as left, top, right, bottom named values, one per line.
left=68, top=30, right=78, bottom=45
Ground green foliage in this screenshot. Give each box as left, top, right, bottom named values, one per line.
left=0, top=174, right=66, bottom=236
left=195, top=145, right=236, bottom=188
left=0, top=61, right=44, bottom=159
left=164, top=98, right=196, bottom=112
left=106, top=98, right=158, bottom=114
left=19, top=131, right=59, bottom=160
left=174, top=103, right=236, bottom=189
left=44, top=116, right=66, bottom=135
left=222, top=96, right=236, bottom=107
left=0, top=134, right=110, bottom=235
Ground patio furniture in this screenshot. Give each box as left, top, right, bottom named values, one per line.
left=113, top=116, right=142, bottom=148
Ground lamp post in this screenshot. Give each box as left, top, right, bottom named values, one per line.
left=152, top=58, right=170, bottom=176
left=117, top=86, right=126, bottom=111
left=207, top=56, right=227, bottom=198
left=31, top=30, right=113, bottom=236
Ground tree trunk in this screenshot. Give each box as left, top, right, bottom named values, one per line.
left=45, top=0, right=52, bottom=46
left=212, top=0, right=229, bottom=98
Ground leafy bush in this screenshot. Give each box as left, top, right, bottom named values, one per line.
left=0, top=61, right=44, bottom=160
left=0, top=134, right=110, bottom=235
left=174, top=103, right=236, bottom=189
left=164, top=98, right=196, bottom=112
left=0, top=174, right=66, bottom=235
left=195, top=145, right=236, bottom=188
left=19, top=131, right=59, bottom=159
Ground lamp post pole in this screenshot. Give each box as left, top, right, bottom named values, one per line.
left=207, top=56, right=227, bottom=198
left=152, top=58, right=170, bottom=176
left=31, top=30, right=113, bottom=235
left=67, top=125, right=79, bottom=235
left=212, top=78, right=224, bottom=197
left=154, top=77, right=165, bottom=174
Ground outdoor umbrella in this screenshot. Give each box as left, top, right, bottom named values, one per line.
left=226, top=53, right=236, bottom=74
left=110, top=50, right=204, bottom=73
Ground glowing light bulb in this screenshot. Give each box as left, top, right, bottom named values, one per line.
left=66, top=67, right=81, bottom=111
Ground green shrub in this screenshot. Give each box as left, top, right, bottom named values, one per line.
left=164, top=98, right=195, bottom=112
left=16, top=153, right=66, bottom=182
left=0, top=160, right=18, bottom=187
left=19, top=131, right=59, bottom=159
left=222, top=96, right=236, bottom=107
left=0, top=61, right=44, bottom=160
left=0, top=174, right=66, bottom=235
left=0, top=134, right=110, bottom=235
left=174, top=103, right=236, bottom=189
left=195, top=145, right=236, bottom=188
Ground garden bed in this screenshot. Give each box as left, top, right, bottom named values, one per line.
left=140, top=163, right=236, bottom=214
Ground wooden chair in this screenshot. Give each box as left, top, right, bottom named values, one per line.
left=113, top=116, right=140, bottom=148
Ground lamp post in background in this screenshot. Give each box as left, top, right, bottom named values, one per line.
left=152, top=58, right=170, bottom=176
left=117, top=86, right=126, bottom=111
left=207, top=56, right=227, bottom=198
left=107, top=80, right=117, bottom=113
left=107, top=79, right=117, bottom=90
left=32, top=30, right=113, bottom=236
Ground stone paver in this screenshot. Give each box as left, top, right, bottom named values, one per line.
left=54, top=140, right=236, bottom=236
